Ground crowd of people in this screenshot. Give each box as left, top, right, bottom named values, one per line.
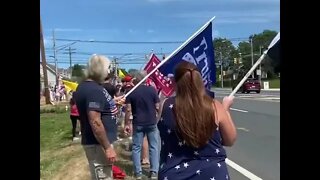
left=69, top=54, right=237, bottom=180
left=48, top=81, right=67, bottom=102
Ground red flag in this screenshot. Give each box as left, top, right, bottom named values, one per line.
left=144, top=54, right=174, bottom=97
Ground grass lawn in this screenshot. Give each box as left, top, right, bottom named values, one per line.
left=40, top=111, right=84, bottom=179
left=262, top=78, right=280, bottom=88
left=40, top=109, right=137, bottom=180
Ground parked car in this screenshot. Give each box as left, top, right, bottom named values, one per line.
left=232, top=78, right=261, bottom=93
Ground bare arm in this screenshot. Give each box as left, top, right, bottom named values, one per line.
left=88, top=110, right=112, bottom=150
left=215, top=100, right=237, bottom=146
left=155, top=102, right=160, bottom=113
left=156, top=98, right=167, bottom=122
left=124, top=103, right=132, bottom=126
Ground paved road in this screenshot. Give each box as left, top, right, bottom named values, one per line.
left=215, top=89, right=280, bottom=180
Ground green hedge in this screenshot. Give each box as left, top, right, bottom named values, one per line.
left=213, top=80, right=233, bottom=88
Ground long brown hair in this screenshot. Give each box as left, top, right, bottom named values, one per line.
left=174, top=61, right=216, bottom=148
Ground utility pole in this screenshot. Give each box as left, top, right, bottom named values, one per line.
left=40, top=18, right=51, bottom=104
left=259, top=46, right=263, bottom=85
left=52, top=29, right=59, bottom=85
left=220, top=51, right=224, bottom=88
left=250, top=37, right=254, bottom=78
left=64, top=47, right=76, bottom=78
left=113, top=58, right=118, bottom=78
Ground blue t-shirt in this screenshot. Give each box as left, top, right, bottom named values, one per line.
left=74, top=81, right=118, bottom=145
left=125, top=85, right=160, bottom=126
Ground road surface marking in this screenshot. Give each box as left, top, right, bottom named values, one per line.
left=230, top=108, right=248, bottom=113
left=237, top=127, right=250, bottom=132
left=226, top=158, right=263, bottom=180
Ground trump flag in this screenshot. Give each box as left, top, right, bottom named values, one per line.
left=144, top=54, right=174, bottom=96
left=159, top=21, right=215, bottom=88
left=267, top=32, right=280, bottom=64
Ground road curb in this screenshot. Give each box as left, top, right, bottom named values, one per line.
left=261, top=89, right=280, bottom=91
left=212, top=88, right=280, bottom=92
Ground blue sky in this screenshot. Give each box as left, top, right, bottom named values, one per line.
left=41, top=0, right=279, bottom=70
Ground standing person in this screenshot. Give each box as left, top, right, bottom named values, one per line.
left=124, top=71, right=160, bottom=180
left=59, top=82, right=66, bottom=101
left=157, top=61, right=237, bottom=180
left=54, top=85, right=60, bottom=102
left=103, top=74, right=125, bottom=102
left=103, top=74, right=117, bottom=99
left=69, top=94, right=80, bottom=141
left=74, top=54, right=124, bottom=180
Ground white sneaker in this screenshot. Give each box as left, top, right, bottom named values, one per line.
left=73, top=137, right=80, bottom=141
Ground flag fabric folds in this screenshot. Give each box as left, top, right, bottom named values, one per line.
left=267, top=32, right=280, bottom=63
left=62, top=80, right=78, bottom=93
left=144, top=54, right=174, bottom=96
left=159, top=22, right=216, bottom=89
left=118, top=69, right=126, bottom=78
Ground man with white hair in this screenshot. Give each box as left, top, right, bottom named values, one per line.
left=74, top=55, right=122, bottom=180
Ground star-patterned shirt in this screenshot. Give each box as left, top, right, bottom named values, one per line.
left=158, top=97, right=230, bottom=180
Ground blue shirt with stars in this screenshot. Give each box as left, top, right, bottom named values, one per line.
left=158, top=96, right=230, bottom=180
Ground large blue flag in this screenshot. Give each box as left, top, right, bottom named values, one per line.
left=159, top=22, right=215, bottom=88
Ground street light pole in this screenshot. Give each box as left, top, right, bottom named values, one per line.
left=52, top=29, right=59, bottom=85
left=114, top=58, right=118, bottom=78
left=113, top=53, right=132, bottom=78
left=259, top=46, right=263, bottom=85
left=63, top=47, right=76, bottom=78
left=250, top=37, right=254, bottom=78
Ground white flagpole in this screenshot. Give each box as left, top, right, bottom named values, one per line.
left=125, top=16, right=216, bottom=98
left=229, top=32, right=280, bottom=97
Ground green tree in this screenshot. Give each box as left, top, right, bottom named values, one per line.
left=128, top=69, right=139, bottom=77
left=71, top=64, right=85, bottom=82
left=237, top=30, right=279, bottom=78
left=213, top=38, right=238, bottom=79
left=72, top=64, right=85, bottom=77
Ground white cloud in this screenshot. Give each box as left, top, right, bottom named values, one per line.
left=55, top=28, right=83, bottom=32
left=213, top=30, right=219, bottom=37
left=147, top=29, right=155, bottom=33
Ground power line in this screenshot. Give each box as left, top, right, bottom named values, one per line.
left=55, top=37, right=249, bottom=44
left=56, top=38, right=184, bottom=44
left=48, top=61, right=147, bottom=65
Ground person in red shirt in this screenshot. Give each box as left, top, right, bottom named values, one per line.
left=69, top=92, right=80, bottom=141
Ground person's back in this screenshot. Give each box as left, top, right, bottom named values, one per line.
left=75, top=80, right=118, bottom=145
left=127, top=85, right=158, bottom=126
left=103, top=82, right=117, bottom=98
left=103, top=74, right=117, bottom=99
left=124, top=72, right=160, bottom=179
left=158, top=96, right=228, bottom=180
left=157, top=61, right=236, bottom=180
left=73, top=54, right=122, bottom=180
